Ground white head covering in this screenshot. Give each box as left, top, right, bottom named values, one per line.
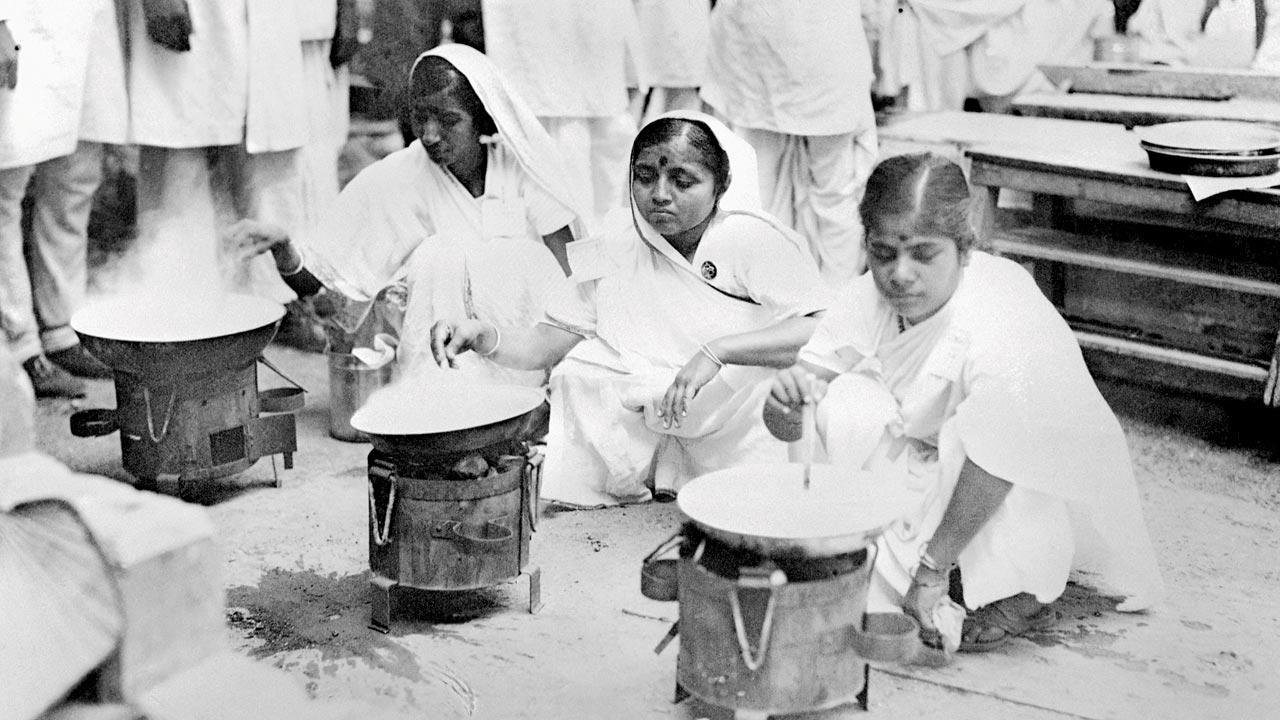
left=410, top=44, right=592, bottom=234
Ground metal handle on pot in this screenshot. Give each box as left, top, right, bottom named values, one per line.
left=640, top=530, right=685, bottom=602
left=368, top=463, right=397, bottom=546
left=142, top=386, right=177, bottom=443
left=524, top=444, right=544, bottom=532
left=729, top=564, right=787, bottom=672
left=70, top=408, right=118, bottom=437
left=431, top=519, right=514, bottom=548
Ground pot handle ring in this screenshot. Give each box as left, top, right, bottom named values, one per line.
left=642, top=530, right=684, bottom=567
left=368, top=463, right=397, bottom=546
left=729, top=564, right=787, bottom=672
left=142, top=385, right=178, bottom=443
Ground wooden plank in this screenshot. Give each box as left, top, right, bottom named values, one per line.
left=1080, top=343, right=1265, bottom=402
left=970, top=161, right=1280, bottom=230
left=1011, top=93, right=1280, bottom=128
left=993, top=235, right=1280, bottom=298
left=1075, top=330, right=1269, bottom=382
left=1039, top=63, right=1280, bottom=101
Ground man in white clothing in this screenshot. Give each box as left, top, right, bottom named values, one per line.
left=0, top=0, right=129, bottom=397
left=701, top=0, right=879, bottom=287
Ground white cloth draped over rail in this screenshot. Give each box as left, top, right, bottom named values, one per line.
left=539, top=112, right=830, bottom=507
left=800, top=252, right=1164, bottom=612
left=299, top=44, right=585, bottom=383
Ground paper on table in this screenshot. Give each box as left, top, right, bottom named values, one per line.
left=1183, top=170, right=1280, bottom=201
left=350, top=333, right=398, bottom=369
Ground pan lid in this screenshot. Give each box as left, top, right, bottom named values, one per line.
left=350, top=382, right=545, bottom=437
left=1134, top=121, right=1280, bottom=156
left=71, top=293, right=284, bottom=343
left=677, top=463, right=916, bottom=543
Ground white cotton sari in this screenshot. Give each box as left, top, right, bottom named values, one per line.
left=801, top=252, right=1164, bottom=612
left=539, top=112, right=829, bottom=507
left=298, top=44, right=587, bottom=384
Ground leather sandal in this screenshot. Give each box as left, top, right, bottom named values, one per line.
left=959, top=595, right=1055, bottom=653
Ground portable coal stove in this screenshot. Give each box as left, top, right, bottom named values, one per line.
left=350, top=383, right=548, bottom=633
left=642, top=463, right=920, bottom=718
left=67, top=294, right=303, bottom=497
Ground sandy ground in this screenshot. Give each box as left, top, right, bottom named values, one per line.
left=32, top=344, right=1280, bottom=720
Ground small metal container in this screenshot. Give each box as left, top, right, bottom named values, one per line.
left=327, top=352, right=395, bottom=442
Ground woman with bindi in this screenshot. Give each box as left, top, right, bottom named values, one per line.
left=430, top=113, right=830, bottom=507
left=229, top=44, right=587, bottom=385
left=765, top=153, right=1164, bottom=661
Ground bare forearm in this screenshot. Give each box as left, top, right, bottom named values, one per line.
left=925, top=458, right=1013, bottom=568
left=706, top=315, right=820, bottom=369
left=476, top=323, right=581, bottom=371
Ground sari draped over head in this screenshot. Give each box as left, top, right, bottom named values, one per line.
left=298, top=43, right=588, bottom=383
left=800, top=252, right=1164, bottom=615
left=539, top=111, right=829, bottom=507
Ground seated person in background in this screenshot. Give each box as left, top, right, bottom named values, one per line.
left=1128, top=0, right=1278, bottom=70
left=230, top=43, right=587, bottom=384
left=431, top=113, right=829, bottom=507
left=764, top=153, right=1164, bottom=658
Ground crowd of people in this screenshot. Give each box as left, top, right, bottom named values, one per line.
left=2, top=0, right=1190, bottom=680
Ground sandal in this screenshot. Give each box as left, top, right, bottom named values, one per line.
left=959, top=595, right=1056, bottom=653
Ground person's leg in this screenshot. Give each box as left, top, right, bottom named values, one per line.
left=27, top=142, right=112, bottom=377
left=588, top=113, right=636, bottom=223
left=540, top=116, right=594, bottom=223
left=0, top=164, right=85, bottom=397
left=228, top=147, right=302, bottom=305
left=800, top=130, right=877, bottom=284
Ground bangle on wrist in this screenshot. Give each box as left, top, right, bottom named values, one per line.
left=918, top=546, right=954, bottom=575
left=478, top=322, right=502, bottom=357
left=698, top=342, right=725, bottom=368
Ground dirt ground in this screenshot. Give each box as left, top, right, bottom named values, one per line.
left=32, top=343, right=1280, bottom=720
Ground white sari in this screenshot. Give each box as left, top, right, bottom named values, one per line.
left=299, top=44, right=587, bottom=383
left=801, top=252, right=1164, bottom=612
left=539, top=112, right=829, bottom=507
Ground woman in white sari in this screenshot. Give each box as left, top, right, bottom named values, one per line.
left=430, top=112, right=830, bottom=507
left=766, top=153, right=1163, bottom=660
left=230, top=43, right=587, bottom=385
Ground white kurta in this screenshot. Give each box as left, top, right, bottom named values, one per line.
left=700, top=0, right=875, bottom=137
left=0, top=0, right=128, bottom=168
left=633, top=0, right=709, bottom=88
left=1129, top=0, right=1262, bottom=68
left=127, top=0, right=307, bottom=151
left=799, top=252, right=1164, bottom=613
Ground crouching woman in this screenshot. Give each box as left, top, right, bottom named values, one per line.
left=764, top=153, right=1164, bottom=657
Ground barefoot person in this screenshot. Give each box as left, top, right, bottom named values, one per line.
left=432, top=113, right=829, bottom=507
left=765, top=153, right=1164, bottom=657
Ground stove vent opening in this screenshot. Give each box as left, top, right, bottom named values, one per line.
left=209, top=425, right=247, bottom=466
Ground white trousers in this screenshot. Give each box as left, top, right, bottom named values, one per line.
left=134, top=145, right=300, bottom=304
left=738, top=127, right=879, bottom=287
left=298, top=38, right=350, bottom=244
left=0, top=142, right=105, bottom=361
left=540, top=114, right=636, bottom=226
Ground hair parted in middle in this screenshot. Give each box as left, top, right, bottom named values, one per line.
left=859, top=152, right=985, bottom=253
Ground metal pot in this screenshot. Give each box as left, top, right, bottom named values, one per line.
left=349, top=383, right=548, bottom=458
left=675, top=463, right=915, bottom=558
left=71, top=293, right=285, bottom=378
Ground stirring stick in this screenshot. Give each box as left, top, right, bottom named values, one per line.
left=801, top=374, right=815, bottom=490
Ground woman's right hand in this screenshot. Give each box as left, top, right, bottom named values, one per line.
left=767, top=365, right=828, bottom=415
left=429, top=319, right=489, bottom=368
left=227, top=218, right=298, bottom=271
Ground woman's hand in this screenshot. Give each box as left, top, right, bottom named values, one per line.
left=902, top=566, right=950, bottom=650
left=767, top=364, right=828, bottom=415
left=657, top=351, right=722, bottom=429
left=429, top=319, right=492, bottom=368
left=227, top=218, right=292, bottom=264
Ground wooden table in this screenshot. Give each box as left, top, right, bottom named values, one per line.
left=880, top=112, right=1280, bottom=405
left=1011, top=92, right=1280, bottom=129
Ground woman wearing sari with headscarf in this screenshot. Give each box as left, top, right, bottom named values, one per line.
left=766, top=153, right=1163, bottom=661
left=430, top=112, right=830, bottom=507
left=230, top=43, right=588, bottom=385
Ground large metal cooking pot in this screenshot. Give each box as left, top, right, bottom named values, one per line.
left=676, top=463, right=916, bottom=557
left=71, top=293, right=285, bottom=377
left=349, top=382, right=547, bottom=458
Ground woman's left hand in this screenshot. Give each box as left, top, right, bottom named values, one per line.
left=658, top=352, right=722, bottom=429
